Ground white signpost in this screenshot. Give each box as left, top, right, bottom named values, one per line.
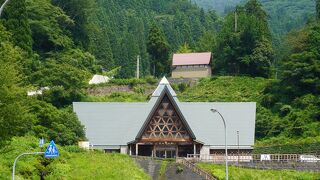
left=260, top=154, right=271, bottom=161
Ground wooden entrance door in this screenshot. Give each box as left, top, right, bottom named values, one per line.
left=155, top=145, right=176, bottom=158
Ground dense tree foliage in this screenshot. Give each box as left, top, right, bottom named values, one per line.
left=50, top=0, right=222, bottom=77
left=0, top=0, right=223, bottom=144
left=0, top=0, right=32, bottom=53
left=0, top=24, right=33, bottom=142
left=215, top=0, right=273, bottom=77
left=193, top=0, right=316, bottom=45
left=147, top=24, right=170, bottom=76
left=261, top=13, right=320, bottom=139
left=0, top=0, right=319, bottom=147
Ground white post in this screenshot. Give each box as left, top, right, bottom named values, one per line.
left=12, top=152, right=44, bottom=180
left=136, top=55, right=140, bottom=79
left=194, top=144, right=196, bottom=156
left=237, top=131, right=240, bottom=164
left=135, top=144, right=138, bottom=156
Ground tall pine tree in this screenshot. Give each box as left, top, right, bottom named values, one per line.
left=147, top=24, right=169, bottom=77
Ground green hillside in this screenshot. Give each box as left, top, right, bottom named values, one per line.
left=0, top=136, right=149, bottom=179
left=179, top=76, right=271, bottom=102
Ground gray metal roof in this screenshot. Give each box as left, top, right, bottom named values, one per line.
left=73, top=102, right=152, bottom=146
left=178, top=102, right=256, bottom=147
left=73, top=78, right=256, bottom=147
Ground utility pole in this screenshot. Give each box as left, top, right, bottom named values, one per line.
left=237, top=131, right=239, bottom=165
left=136, top=55, right=140, bottom=79
left=0, top=0, right=11, bottom=17
left=234, top=10, right=238, bottom=32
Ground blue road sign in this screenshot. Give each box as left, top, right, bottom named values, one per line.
left=44, top=140, right=59, bottom=158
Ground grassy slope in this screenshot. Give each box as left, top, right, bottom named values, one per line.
left=197, top=163, right=320, bottom=180
left=0, top=136, right=149, bottom=180
left=46, top=152, right=149, bottom=180
left=178, top=76, right=271, bottom=102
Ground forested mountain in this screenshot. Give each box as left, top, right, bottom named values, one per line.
left=52, top=0, right=221, bottom=77
left=193, top=0, right=316, bottom=43
left=0, top=0, right=221, bottom=144
left=0, top=0, right=319, bottom=149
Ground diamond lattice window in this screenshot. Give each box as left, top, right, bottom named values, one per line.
left=141, top=95, right=191, bottom=140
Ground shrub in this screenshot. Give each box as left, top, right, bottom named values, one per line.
left=176, top=165, right=183, bottom=173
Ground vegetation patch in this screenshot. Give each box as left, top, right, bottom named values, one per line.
left=179, top=76, right=271, bottom=102
left=82, top=92, right=148, bottom=102
left=197, top=163, right=320, bottom=180
left=0, top=136, right=149, bottom=179
left=176, top=165, right=184, bottom=174
left=157, top=160, right=170, bottom=180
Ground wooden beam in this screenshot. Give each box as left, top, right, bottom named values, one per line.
left=140, top=137, right=193, bottom=143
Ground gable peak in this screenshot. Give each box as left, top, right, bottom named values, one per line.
left=159, top=76, right=169, bottom=85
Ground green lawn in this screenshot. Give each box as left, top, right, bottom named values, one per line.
left=197, top=163, right=320, bottom=180
left=46, top=152, right=150, bottom=180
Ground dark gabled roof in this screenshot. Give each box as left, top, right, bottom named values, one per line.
left=135, top=85, right=196, bottom=140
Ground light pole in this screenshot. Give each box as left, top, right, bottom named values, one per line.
left=12, top=152, right=44, bottom=180
left=0, top=0, right=11, bottom=17
left=237, top=131, right=239, bottom=165
left=211, top=108, right=228, bottom=180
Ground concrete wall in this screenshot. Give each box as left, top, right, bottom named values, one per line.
left=120, top=146, right=128, bottom=154
left=172, top=66, right=211, bottom=78
left=200, top=145, right=210, bottom=155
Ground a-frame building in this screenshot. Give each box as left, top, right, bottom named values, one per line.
left=73, top=77, right=256, bottom=158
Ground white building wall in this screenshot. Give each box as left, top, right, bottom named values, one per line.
left=120, top=146, right=128, bottom=154
left=200, top=145, right=210, bottom=155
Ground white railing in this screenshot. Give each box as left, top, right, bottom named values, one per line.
left=186, top=153, right=320, bottom=163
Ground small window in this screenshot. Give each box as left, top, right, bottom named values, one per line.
left=105, top=149, right=120, bottom=153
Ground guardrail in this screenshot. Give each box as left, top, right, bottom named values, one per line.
left=176, top=157, right=217, bottom=180
left=186, top=153, right=320, bottom=172
left=186, top=153, right=320, bottom=163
